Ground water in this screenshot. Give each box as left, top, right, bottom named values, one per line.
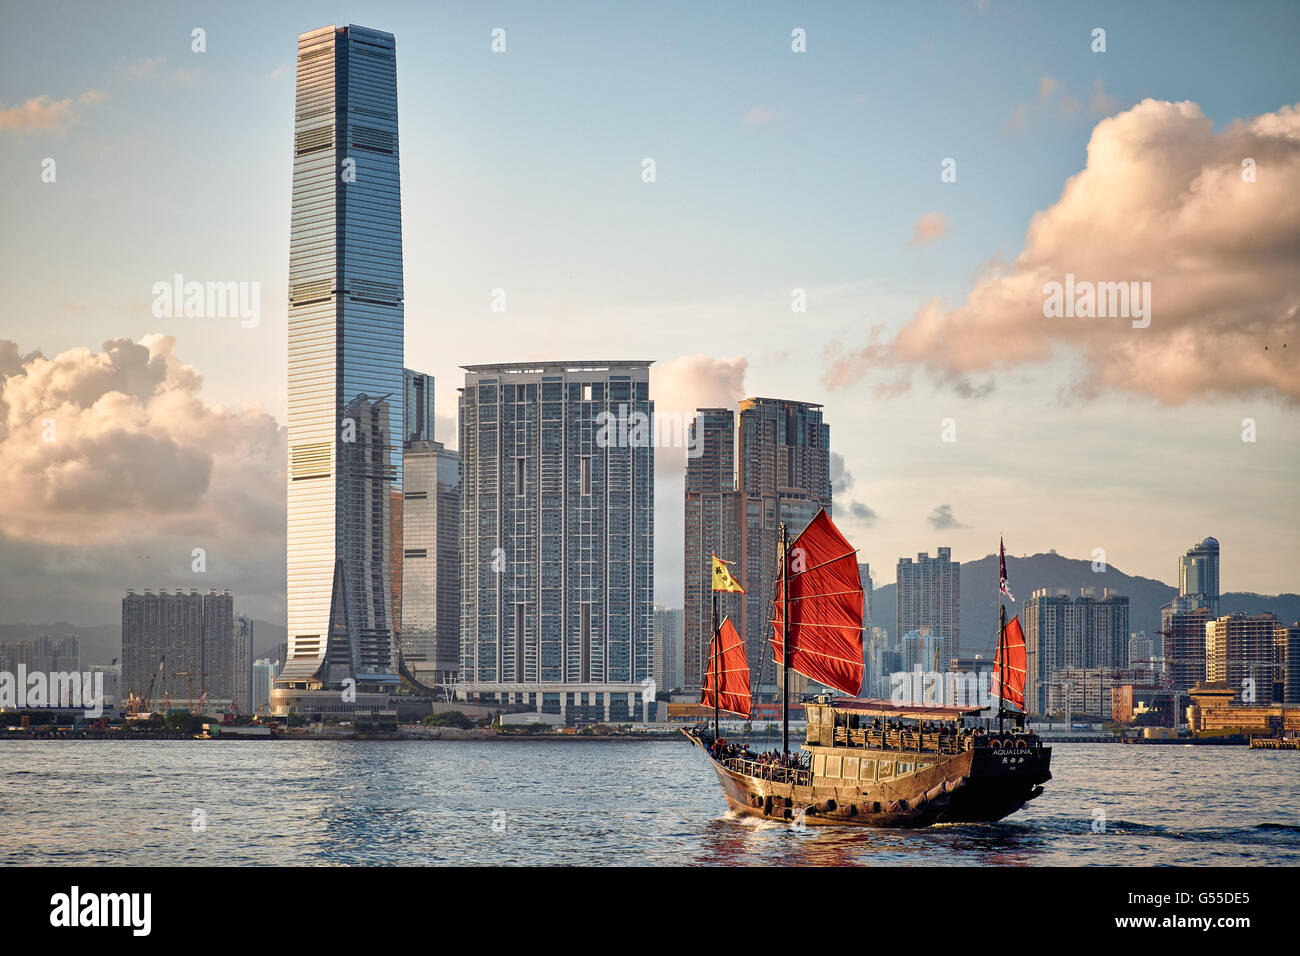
left=1, top=740, right=1297, bottom=865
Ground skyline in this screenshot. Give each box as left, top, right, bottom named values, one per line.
left=2, top=1, right=1299, bottom=627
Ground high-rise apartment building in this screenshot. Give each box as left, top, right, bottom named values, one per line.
left=1021, top=587, right=1130, bottom=716
left=736, top=398, right=832, bottom=680
left=458, top=361, right=655, bottom=722
left=278, top=24, right=405, bottom=708
left=1276, top=622, right=1300, bottom=706
left=252, top=659, right=276, bottom=714
left=1129, top=631, right=1154, bottom=669
left=1161, top=596, right=1210, bottom=696
left=1179, top=536, right=1220, bottom=617
left=233, top=615, right=254, bottom=709
left=1206, top=612, right=1280, bottom=703
left=683, top=408, right=742, bottom=692
left=0, top=636, right=80, bottom=676
left=653, top=606, right=684, bottom=695
left=896, top=549, right=960, bottom=671
left=122, top=589, right=235, bottom=705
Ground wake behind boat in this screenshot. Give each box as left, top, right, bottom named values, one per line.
left=687, top=512, right=1050, bottom=828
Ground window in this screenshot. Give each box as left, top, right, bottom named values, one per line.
left=515, top=457, right=525, bottom=494
left=582, top=384, right=593, bottom=402
left=826, top=756, right=842, bottom=778
left=860, top=759, right=875, bottom=780
left=813, top=754, right=826, bottom=777
left=580, top=457, right=591, bottom=495
left=843, top=757, right=859, bottom=780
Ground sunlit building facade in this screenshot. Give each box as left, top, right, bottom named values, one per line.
left=458, top=361, right=655, bottom=721
left=277, top=24, right=404, bottom=708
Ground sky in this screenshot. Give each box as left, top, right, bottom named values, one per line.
left=1, top=0, right=1298, bottom=626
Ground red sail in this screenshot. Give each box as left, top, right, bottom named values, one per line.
left=701, top=616, right=752, bottom=718
left=770, top=510, right=865, bottom=697
left=991, top=615, right=1027, bottom=710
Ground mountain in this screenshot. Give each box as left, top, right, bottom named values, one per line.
left=0, top=619, right=287, bottom=667
left=869, top=551, right=1300, bottom=657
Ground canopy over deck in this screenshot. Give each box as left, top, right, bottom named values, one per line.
left=825, top=697, right=987, bottom=720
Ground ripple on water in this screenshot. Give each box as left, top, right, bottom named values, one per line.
left=0, top=740, right=1296, bottom=865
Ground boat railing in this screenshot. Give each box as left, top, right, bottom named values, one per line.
left=833, top=726, right=974, bottom=755
left=724, top=757, right=812, bottom=787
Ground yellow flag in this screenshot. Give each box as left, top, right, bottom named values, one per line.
left=711, top=554, right=745, bottom=593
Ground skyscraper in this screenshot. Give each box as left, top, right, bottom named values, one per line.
left=233, top=616, right=254, bottom=711
left=1179, top=536, right=1221, bottom=617
left=1162, top=597, right=1210, bottom=696
left=403, top=368, right=435, bottom=443
left=277, top=25, right=405, bottom=709
left=1206, top=612, right=1279, bottom=703
left=896, top=549, right=960, bottom=671
left=736, top=398, right=831, bottom=679
left=122, top=589, right=235, bottom=705
left=1021, top=587, right=1130, bottom=716
left=682, top=408, right=742, bottom=692
left=401, top=439, right=462, bottom=686
left=458, top=361, right=655, bottom=722
left=653, top=606, right=684, bottom=695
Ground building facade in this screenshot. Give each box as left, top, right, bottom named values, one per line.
left=122, top=589, right=235, bottom=706
left=736, top=398, right=831, bottom=681
left=1206, top=612, right=1280, bottom=703
left=653, top=605, right=684, bottom=695
left=278, top=24, right=405, bottom=708
left=1277, top=622, right=1300, bottom=706
left=401, top=439, right=462, bottom=685
left=1161, top=597, right=1211, bottom=696
left=682, top=408, right=742, bottom=693
left=458, top=361, right=655, bottom=721
left=1021, top=587, right=1129, bottom=716
left=1179, top=536, right=1221, bottom=617
left=233, top=616, right=254, bottom=711
left=896, top=548, right=960, bottom=673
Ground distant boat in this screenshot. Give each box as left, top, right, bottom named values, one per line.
left=684, top=516, right=1052, bottom=827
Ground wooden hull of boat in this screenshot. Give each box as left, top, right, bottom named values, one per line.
left=685, top=729, right=1051, bottom=828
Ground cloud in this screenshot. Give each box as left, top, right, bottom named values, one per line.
left=0, top=95, right=76, bottom=133
left=909, top=211, right=950, bottom=246
left=1087, top=78, right=1118, bottom=117
left=928, top=504, right=966, bottom=530
left=0, top=85, right=110, bottom=134
left=650, top=354, right=747, bottom=481
left=743, top=107, right=779, bottom=126
left=0, top=335, right=284, bottom=544
left=847, top=501, right=879, bottom=526
left=829, top=451, right=854, bottom=495
left=824, top=99, right=1300, bottom=404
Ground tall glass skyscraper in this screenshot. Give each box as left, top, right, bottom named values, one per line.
left=1178, top=536, right=1220, bottom=617
left=278, top=24, right=404, bottom=701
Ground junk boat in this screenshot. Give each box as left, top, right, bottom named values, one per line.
left=685, top=513, right=1050, bottom=827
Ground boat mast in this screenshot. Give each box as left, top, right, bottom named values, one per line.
left=998, top=601, right=1007, bottom=734
left=712, top=590, right=720, bottom=740
left=781, top=521, right=790, bottom=755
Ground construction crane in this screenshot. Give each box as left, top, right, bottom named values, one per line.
left=173, top=668, right=196, bottom=711
left=195, top=689, right=209, bottom=715
left=142, top=657, right=167, bottom=714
